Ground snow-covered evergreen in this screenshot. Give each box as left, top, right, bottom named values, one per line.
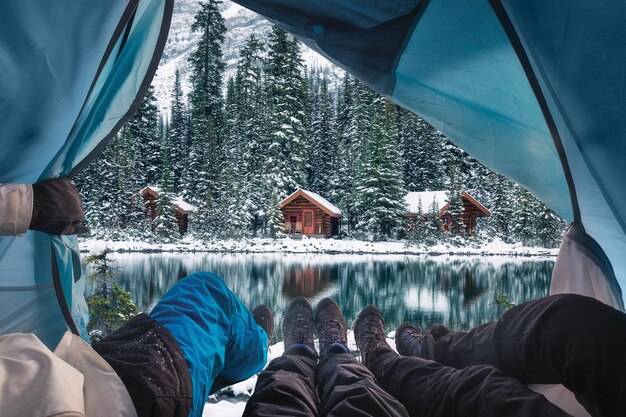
left=307, top=73, right=336, bottom=198
left=353, top=103, right=407, bottom=241
left=128, top=86, right=162, bottom=188
left=166, top=69, right=188, bottom=193
left=263, top=27, right=308, bottom=203
left=445, top=163, right=465, bottom=238
left=153, top=156, right=182, bottom=243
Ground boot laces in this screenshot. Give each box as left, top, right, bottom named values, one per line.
left=320, top=319, right=343, bottom=343
left=288, top=315, right=313, bottom=344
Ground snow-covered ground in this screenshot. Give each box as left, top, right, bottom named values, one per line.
left=79, top=236, right=559, bottom=257
left=202, top=330, right=397, bottom=417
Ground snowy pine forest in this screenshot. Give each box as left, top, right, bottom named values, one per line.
left=75, top=0, right=566, bottom=248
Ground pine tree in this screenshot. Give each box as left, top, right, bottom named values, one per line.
left=488, top=174, right=515, bottom=241
left=153, top=155, right=181, bottom=242
left=407, top=198, right=429, bottom=244
left=181, top=124, right=214, bottom=237
left=233, top=34, right=268, bottom=236
left=188, top=0, right=226, bottom=136
left=445, top=162, right=465, bottom=237
left=331, top=75, right=377, bottom=234
left=511, top=187, right=536, bottom=245
left=353, top=104, right=406, bottom=241
left=534, top=201, right=565, bottom=248
left=266, top=193, right=286, bottom=238
left=414, top=119, right=446, bottom=191
left=166, top=69, right=188, bottom=193
left=397, top=107, right=421, bottom=191
left=85, top=251, right=137, bottom=343
left=330, top=73, right=356, bottom=234
left=75, top=130, right=138, bottom=239
left=128, top=86, right=162, bottom=189
left=186, top=0, right=227, bottom=237
left=218, top=78, right=249, bottom=239
left=307, top=74, right=336, bottom=197
left=427, top=196, right=443, bottom=243
left=264, top=26, right=308, bottom=207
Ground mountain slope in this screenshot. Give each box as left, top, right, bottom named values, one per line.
left=153, top=0, right=339, bottom=113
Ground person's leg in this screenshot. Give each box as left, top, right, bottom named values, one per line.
left=315, top=298, right=409, bottom=417
left=243, top=351, right=319, bottom=417
left=356, top=306, right=572, bottom=417
left=149, top=272, right=268, bottom=417
left=92, top=313, right=193, bottom=417
left=368, top=347, right=572, bottom=417
left=245, top=296, right=320, bottom=417
left=317, top=352, right=409, bottom=417
left=416, top=294, right=626, bottom=417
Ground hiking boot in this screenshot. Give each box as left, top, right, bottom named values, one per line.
left=282, top=297, right=316, bottom=354
left=314, top=298, right=348, bottom=357
left=252, top=304, right=274, bottom=343
left=395, top=323, right=450, bottom=358
left=354, top=305, right=392, bottom=366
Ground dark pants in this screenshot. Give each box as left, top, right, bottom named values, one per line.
left=424, top=294, right=626, bottom=417
left=243, top=351, right=409, bottom=417
left=368, top=347, right=571, bottom=417
left=93, top=313, right=192, bottom=417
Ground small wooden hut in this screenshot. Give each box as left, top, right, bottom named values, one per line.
left=136, top=186, right=195, bottom=235
left=278, top=189, right=341, bottom=238
left=405, top=191, right=491, bottom=235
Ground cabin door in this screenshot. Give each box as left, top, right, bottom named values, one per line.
left=303, top=210, right=314, bottom=235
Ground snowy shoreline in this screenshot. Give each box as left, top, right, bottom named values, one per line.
left=79, top=236, right=559, bottom=257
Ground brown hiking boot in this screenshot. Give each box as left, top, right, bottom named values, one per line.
left=282, top=297, right=316, bottom=353
left=315, top=298, right=348, bottom=357
left=252, top=305, right=274, bottom=343
left=395, top=323, right=450, bottom=358
left=354, top=305, right=392, bottom=366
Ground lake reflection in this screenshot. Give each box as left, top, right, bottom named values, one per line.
left=87, top=253, right=554, bottom=340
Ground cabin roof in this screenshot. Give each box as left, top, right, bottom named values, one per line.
left=138, top=186, right=195, bottom=213
left=278, top=189, right=342, bottom=217
left=405, top=191, right=448, bottom=214
left=173, top=197, right=194, bottom=214
left=405, top=191, right=491, bottom=217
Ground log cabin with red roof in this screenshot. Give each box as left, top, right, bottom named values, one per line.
left=278, top=189, right=341, bottom=238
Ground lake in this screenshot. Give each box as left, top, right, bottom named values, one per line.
left=88, top=253, right=554, bottom=341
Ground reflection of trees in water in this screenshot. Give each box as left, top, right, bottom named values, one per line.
left=93, top=254, right=553, bottom=341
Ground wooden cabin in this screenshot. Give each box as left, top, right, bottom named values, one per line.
left=278, top=189, right=341, bottom=238
left=136, top=186, right=195, bottom=235
left=405, top=191, right=491, bottom=235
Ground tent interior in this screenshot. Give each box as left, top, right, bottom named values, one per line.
left=1, top=1, right=624, bottom=416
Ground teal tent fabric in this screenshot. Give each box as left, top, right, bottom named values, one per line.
left=496, top=0, right=626, bottom=307
left=2, top=0, right=624, bottom=349
left=0, top=0, right=173, bottom=348
left=231, top=0, right=625, bottom=305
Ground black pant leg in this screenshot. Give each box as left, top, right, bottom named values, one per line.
left=316, top=352, right=409, bottom=417
left=432, top=294, right=626, bottom=417
left=243, top=354, right=319, bottom=417
left=367, top=347, right=571, bottom=417
left=92, top=314, right=192, bottom=417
